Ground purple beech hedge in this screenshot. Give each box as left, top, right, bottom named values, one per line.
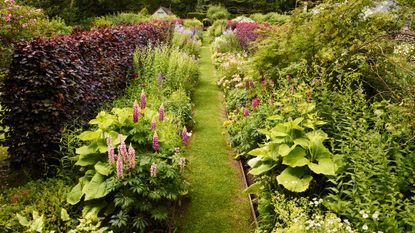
left=1, top=21, right=172, bottom=175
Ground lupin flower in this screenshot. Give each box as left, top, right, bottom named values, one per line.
left=127, top=144, right=136, bottom=169
left=107, top=136, right=115, bottom=165
left=252, top=96, right=260, bottom=108
left=157, top=72, right=163, bottom=87
left=151, top=117, right=157, bottom=131
left=150, top=163, right=157, bottom=177
left=116, top=155, right=124, bottom=178
left=133, top=100, right=140, bottom=123
left=182, top=126, right=189, bottom=145
left=159, top=104, right=164, bottom=122
left=244, top=106, right=250, bottom=117
left=140, top=90, right=146, bottom=109
left=152, top=132, right=159, bottom=152
left=118, top=141, right=128, bottom=161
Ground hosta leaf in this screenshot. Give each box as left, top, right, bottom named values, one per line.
left=243, top=182, right=262, bottom=194
left=97, top=139, right=108, bottom=153
left=257, top=129, right=270, bottom=135
left=89, top=111, right=117, bottom=129
left=78, top=130, right=102, bottom=141
left=293, top=138, right=309, bottom=148
left=75, top=153, right=101, bottom=166
left=60, top=208, right=70, bottom=222
left=16, top=213, right=29, bottom=227
left=307, top=131, right=331, bottom=159
left=249, top=163, right=276, bottom=175
left=95, top=161, right=112, bottom=176
left=271, top=124, right=288, bottom=138
left=83, top=173, right=113, bottom=201
left=76, top=145, right=97, bottom=155
left=278, top=144, right=292, bottom=157
left=112, top=108, right=132, bottom=124
left=276, top=167, right=313, bottom=192
left=247, top=156, right=262, bottom=168
left=248, top=147, right=269, bottom=157
left=283, top=147, right=309, bottom=167
left=308, top=158, right=337, bottom=175
left=67, top=182, right=83, bottom=205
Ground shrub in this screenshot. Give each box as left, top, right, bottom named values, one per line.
left=1, top=22, right=171, bottom=176
left=93, top=12, right=145, bottom=27
left=235, top=22, right=264, bottom=51
left=250, top=12, right=290, bottom=25
left=212, top=31, right=243, bottom=54
left=206, top=5, right=230, bottom=21
left=206, top=19, right=227, bottom=42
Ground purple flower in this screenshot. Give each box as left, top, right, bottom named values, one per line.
left=107, top=135, right=115, bottom=165
left=151, top=118, right=157, bottom=131
left=182, top=126, right=188, bottom=146
left=245, top=79, right=250, bottom=90
left=159, top=104, right=164, bottom=122
left=261, top=79, right=267, bottom=87
left=127, top=144, right=136, bottom=169
left=140, top=90, right=146, bottom=109
left=153, top=132, right=159, bottom=152
left=116, top=155, right=124, bottom=178
left=118, top=141, right=128, bottom=161
left=133, top=100, right=140, bottom=123
left=157, top=72, right=163, bottom=87
left=244, top=106, right=250, bottom=117
left=150, top=163, right=157, bottom=177
left=252, top=96, right=260, bottom=108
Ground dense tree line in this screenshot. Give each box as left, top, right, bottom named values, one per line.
left=16, top=0, right=298, bottom=23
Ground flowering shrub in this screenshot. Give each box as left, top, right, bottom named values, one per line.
left=235, top=22, right=264, bottom=51
left=1, top=22, right=171, bottom=174
left=67, top=103, right=188, bottom=232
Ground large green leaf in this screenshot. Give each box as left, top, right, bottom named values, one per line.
left=307, top=131, right=331, bottom=160
left=293, top=137, right=309, bottom=148
left=76, top=145, right=97, bottom=155
left=283, top=147, right=309, bottom=167
left=278, top=144, right=293, bottom=157
left=95, top=161, right=112, bottom=176
left=276, top=167, right=313, bottom=192
left=67, top=182, right=83, bottom=205
left=75, top=153, right=101, bottom=166
left=78, top=130, right=102, bottom=141
left=248, top=146, right=269, bottom=157
left=112, top=107, right=132, bottom=124
left=243, top=182, right=262, bottom=194
left=247, top=156, right=262, bottom=168
left=270, top=124, right=288, bottom=138
left=83, top=173, right=113, bottom=201
left=308, top=158, right=337, bottom=175
left=249, top=163, right=276, bottom=175
left=89, top=111, right=117, bottom=129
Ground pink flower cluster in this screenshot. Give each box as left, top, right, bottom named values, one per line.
left=107, top=134, right=137, bottom=179
left=235, top=22, right=265, bottom=51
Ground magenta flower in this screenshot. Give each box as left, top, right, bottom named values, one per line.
left=140, top=90, right=146, bottom=109
left=107, top=136, right=115, bottom=165
left=252, top=96, right=260, bottom=108
left=133, top=100, right=140, bottom=123
left=159, top=104, right=164, bottom=122
left=116, top=155, right=124, bottom=178
left=150, top=163, right=157, bottom=177
left=152, top=132, right=159, bottom=152
left=182, top=126, right=188, bottom=146
left=118, top=141, right=128, bottom=161
left=151, top=118, right=157, bottom=131
left=261, top=79, right=267, bottom=87
left=127, top=144, right=136, bottom=169
left=244, top=106, right=250, bottom=117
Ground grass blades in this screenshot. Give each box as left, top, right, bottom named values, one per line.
left=177, top=46, right=254, bottom=232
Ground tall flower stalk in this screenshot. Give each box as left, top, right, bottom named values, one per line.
left=150, top=163, right=157, bottom=177
left=133, top=100, right=140, bottom=123
left=159, top=104, right=164, bottom=122
left=182, top=126, right=189, bottom=146
left=151, top=117, right=157, bottom=131
left=153, top=131, right=159, bottom=152
left=127, top=144, right=136, bottom=170
left=116, top=154, right=124, bottom=178
left=107, top=135, right=115, bottom=165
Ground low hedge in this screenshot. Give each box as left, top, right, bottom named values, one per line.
left=1, top=22, right=171, bottom=176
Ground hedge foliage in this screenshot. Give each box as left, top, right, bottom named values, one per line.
left=1, top=22, right=171, bottom=176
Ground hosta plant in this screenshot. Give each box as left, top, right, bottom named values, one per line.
left=67, top=104, right=188, bottom=232
left=246, top=87, right=339, bottom=192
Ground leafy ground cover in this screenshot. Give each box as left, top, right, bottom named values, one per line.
left=177, top=45, right=254, bottom=233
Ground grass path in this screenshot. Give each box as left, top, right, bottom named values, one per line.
left=177, top=46, right=254, bottom=232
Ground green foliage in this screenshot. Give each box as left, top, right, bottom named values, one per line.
left=206, top=5, right=230, bottom=21
left=250, top=12, right=290, bottom=25
left=183, top=18, right=203, bottom=29
left=206, top=19, right=227, bottom=42
left=212, top=31, right=243, bottom=54
left=92, top=12, right=145, bottom=27
left=171, top=30, right=202, bottom=57
left=0, top=178, right=80, bottom=232
left=246, top=83, right=338, bottom=192
left=68, top=105, right=188, bottom=232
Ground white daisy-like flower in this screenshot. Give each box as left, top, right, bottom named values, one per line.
left=372, top=211, right=380, bottom=219
left=362, top=224, right=368, bottom=230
